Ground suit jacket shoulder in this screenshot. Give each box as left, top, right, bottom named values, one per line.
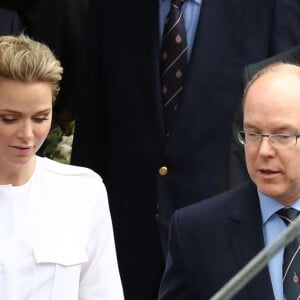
left=175, top=181, right=258, bottom=225
left=159, top=182, right=274, bottom=299
left=243, top=44, right=300, bottom=84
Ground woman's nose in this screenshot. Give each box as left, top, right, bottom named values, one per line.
left=16, top=121, right=34, bottom=140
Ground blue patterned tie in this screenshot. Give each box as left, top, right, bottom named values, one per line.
left=160, top=0, right=188, bottom=135
left=277, top=207, right=300, bottom=299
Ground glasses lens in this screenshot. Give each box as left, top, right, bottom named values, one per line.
left=270, top=134, right=297, bottom=149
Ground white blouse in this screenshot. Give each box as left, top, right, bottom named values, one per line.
left=0, top=156, right=124, bottom=300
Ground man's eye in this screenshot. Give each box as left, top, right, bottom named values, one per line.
left=275, top=134, right=293, bottom=142
left=246, top=132, right=259, bottom=138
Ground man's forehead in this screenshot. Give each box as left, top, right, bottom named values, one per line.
left=247, top=70, right=300, bottom=100
left=253, top=64, right=300, bottom=87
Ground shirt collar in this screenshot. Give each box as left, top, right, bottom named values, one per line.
left=258, top=190, right=300, bottom=224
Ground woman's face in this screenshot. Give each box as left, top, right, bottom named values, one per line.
left=0, top=79, right=52, bottom=170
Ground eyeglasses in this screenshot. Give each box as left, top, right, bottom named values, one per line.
left=237, top=131, right=300, bottom=149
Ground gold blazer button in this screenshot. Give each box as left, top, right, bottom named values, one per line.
left=158, top=166, right=168, bottom=176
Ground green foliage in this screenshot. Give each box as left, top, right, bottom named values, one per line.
left=43, top=121, right=75, bottom=164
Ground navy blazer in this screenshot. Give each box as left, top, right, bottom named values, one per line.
left=71, top=0, right=300, bottom=299
left=0, top=8, right=23, bottom=36
left=244, top=44, right=300, bottom=84
left=159, top=182, right=275, bottom=299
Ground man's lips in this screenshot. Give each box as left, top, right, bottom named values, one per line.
left=257, top=168, right=281, bottom=178
left=259, top=168, right=279, bottom=174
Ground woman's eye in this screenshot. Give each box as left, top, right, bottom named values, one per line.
left=33, top=116, right=49, bottom=122
left=0, top=116, right=17, bottom=123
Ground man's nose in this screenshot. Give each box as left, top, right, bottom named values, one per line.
left=257, top=136, right=276, bottom=156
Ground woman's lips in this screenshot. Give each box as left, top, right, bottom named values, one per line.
left=10, top=145, right=34, bottom=155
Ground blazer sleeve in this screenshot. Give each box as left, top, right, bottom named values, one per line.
left=158, top=211, right=198, bottom=300
left=78, top=178, right=124, bottom=300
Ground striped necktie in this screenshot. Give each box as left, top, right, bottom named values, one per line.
left=277, top=207, right=300, bottom=299
left=160, top=0, right=188, bottom=135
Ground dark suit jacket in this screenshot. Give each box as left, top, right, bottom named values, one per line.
left=229, top=44, right=300, bottom=187
left=158, top=182, right=275, bottom=300
left=71, top=0, right=300, bottom=299
left=243, top=44, right=300, bottom=83
left=0, top=8, right=23, bottom=35
left=31, top=0, right=89, bottom=128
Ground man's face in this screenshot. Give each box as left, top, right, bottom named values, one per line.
left=244, top=69, right=300, bottom=206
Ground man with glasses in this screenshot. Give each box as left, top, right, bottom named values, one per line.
left=158, top=62, right=300, bottom=300
left=237, top=131, right=300, bottom=149
left=230, top=45, right=300, bottom=188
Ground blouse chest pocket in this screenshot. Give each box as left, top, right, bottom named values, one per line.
left=31, top=245, right=88, bottom=300
left=34, top=244, right=88, bottom=266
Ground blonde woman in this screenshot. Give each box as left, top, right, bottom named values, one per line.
left=0, top=34, right=124, bottom=300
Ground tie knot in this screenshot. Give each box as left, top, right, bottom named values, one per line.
left=277, top=207, right=299, bottom=225
left=171, top=0, right=185, bottom=10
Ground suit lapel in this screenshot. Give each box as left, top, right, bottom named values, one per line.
left=188, top=0, right=248, bottom=85
left=128, top=0, right=253, bottom=143
left=126, top=0, right=258, bottom=144
left=171, top=0, right=250, bottom=133
left=226, top=183, right=274, bottom=299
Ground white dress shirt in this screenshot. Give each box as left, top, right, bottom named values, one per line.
left=0, top=156, right=124, bottom=300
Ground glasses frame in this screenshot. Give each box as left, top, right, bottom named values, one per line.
left=237, top=131, right=300, bottom=149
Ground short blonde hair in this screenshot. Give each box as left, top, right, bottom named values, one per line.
left=0, top=34, right=63, bottom=102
